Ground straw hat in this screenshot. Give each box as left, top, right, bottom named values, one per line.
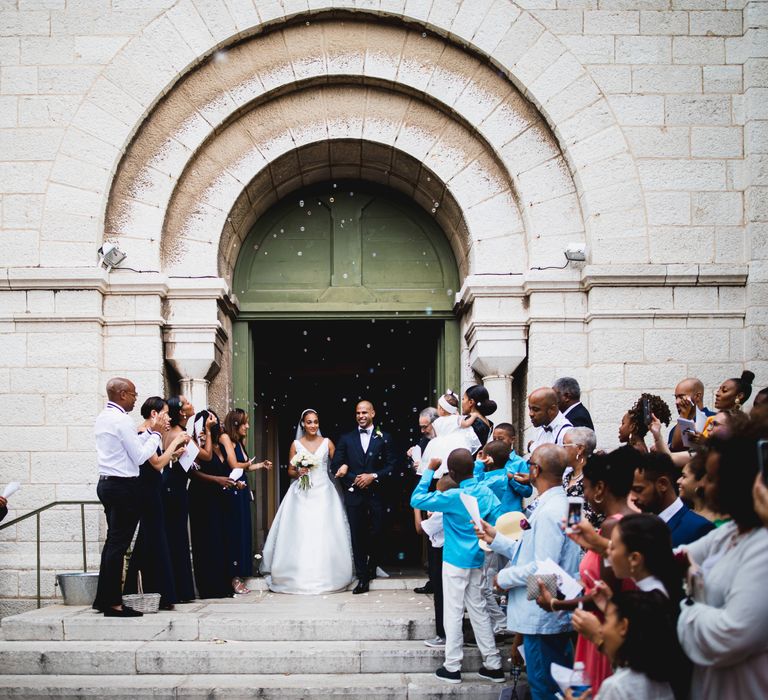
left=479, top=511, right=528, bottom=552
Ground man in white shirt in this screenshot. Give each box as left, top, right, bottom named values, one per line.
left=527, top=388, right=573, bottom=455
left=92, top=377, right=165, bottom=617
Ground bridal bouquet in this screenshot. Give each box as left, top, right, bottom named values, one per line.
left=290, top=450, right=320, bottom=490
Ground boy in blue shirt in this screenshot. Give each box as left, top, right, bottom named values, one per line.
left=411, top=448, right=505, bottom=684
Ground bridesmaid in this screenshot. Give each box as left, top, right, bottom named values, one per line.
left=461, top=385, right=497, bottom=456
left=219, top=408, right=272, bottom=595
left=162, top=395, right=197, bottom=602
left=188, top=409, right=236, bottom=598
left=124, top=397, right=188, bottom=610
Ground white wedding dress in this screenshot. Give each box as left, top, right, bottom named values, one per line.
left=260, top=438, right=354, bottom=594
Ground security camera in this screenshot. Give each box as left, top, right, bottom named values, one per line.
left=564, top=243, right=586, bottom=262
left=98, top=242, right=126, bottom=271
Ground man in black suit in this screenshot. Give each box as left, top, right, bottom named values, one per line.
left=331, top=400, right=397, bottom=594
left=553, top=377, right=594, bottom=431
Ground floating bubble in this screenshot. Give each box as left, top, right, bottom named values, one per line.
left=421, top=32, right=426, bottom=37
left=297, top=251, right=303, bottom=256
left=299, top=200, right=304, bottom=207
left=342, top=272, right=348, bottom=279
left=423, top=396, right=428, bottom=401
left=447, top=289, right=453, bottom=295
left=329, top=197, right=335, bottom=203
left=273, top=233, right=277, bottom=238
left=253, top=244, right=259, bottom=250
left=372, top=252, right=377, bottom=257
left=303, top=348, right=307, bottom=352
left=342, top=397, right=347, bottom=402
left=392, top=384, right=396, bottom=389
left=383, top=401, right=387, bottom=406
left=426, top=176, right=431, bottom=181
left=366, top=343, right=371, bottom=348
left=368, top=368, right=374, bottom=374
left=431, top=208, right=436, bottom=213
left=264, top=251, right=268, bottom=255
left=412, top=407, right=418, bottom=412
left=425, top=307, right=433, bottom=316
left=349, top=191, right=354, bottom=196
left=280, top=228, right=284, bottom=233
left=213, top=50, right=228, bottom=63
left=307, top=210, right=312, bottom=216
left=303, top=330, right=308, bottom=335
left=434, top=202, right=439, bottom=208
left=333, top=183, right=337, bottom=188
left=300, top=226, right=305, bottom=232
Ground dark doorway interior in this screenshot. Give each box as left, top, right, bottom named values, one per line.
left=252, top=319, right=443, bottom=569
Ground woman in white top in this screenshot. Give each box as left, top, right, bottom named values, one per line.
left=566, top=591, right=676, bottom=700
left=676, top=432, right=768, bottom=700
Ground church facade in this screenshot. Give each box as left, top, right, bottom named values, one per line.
left=0, top=0, right=765, bottom=614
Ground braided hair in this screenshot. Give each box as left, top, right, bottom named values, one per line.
left=627, top=393, right=671, bottom=438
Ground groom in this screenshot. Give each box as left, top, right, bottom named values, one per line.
left=332, top=400, right=397, bottom=594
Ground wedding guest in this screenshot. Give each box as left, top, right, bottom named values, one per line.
left=567, top=591, right=677, bottom=700
left=631, top=452, right=713, bottom=547
left=677, top=429, right=768, bottom=699
left=220, top=408, right=272, bottom=595
left=478, top=444, right=582, bottom=698
left=492, top=422, right=516, bottom=449
left=93, top=377, right=165, bottom=617
left=618, top=394, right=671, bottom=453
left=411, top=448, right=505, bottom=684
left=188, top=409, right=236, bottom=599
left=553, top=377, right=594, bottom=430
left=703, top=409, right=749, bottom=439
left=537, top=446, right=638, bottom=695
left=676, top=452, right=729, bottom=526
left=750, top=386, right=768, bottom=420
left=461, top=385, right=497, bottom=454
left=562, top=427, right=603, bottom=529
left=412, top=407, right=438, bottom=596
left=124, top=397, right=188, bottom=610
left=527, top=387, right=573, bottom=453
left=162, top=396, right=196, bottom=602
left=714, top=370, right=755, bottom=412
left=668, top=377, right=714, bottom=452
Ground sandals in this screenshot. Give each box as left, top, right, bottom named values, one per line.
left=232, top=577, right=251, bottom=595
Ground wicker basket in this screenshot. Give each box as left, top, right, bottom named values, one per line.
left=122, top=572, right=160, bottom=614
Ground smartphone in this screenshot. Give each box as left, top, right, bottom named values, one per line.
left=759, top=439, right=768, bottom=485
left=566, top=496, right=584, bottom=533
left=642, top=396, right=652, bottom=426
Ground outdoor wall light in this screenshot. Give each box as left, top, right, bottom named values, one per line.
left=98, top=242, right=127, bottom=271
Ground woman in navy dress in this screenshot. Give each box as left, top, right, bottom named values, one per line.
left=188, top=409, right=237, bottom=599
left=461, top=385, right=497, bottom=455
left=124, top=397, right=188, bottom=609
left=162, top=396, right=197, bottom=602
left=220, top=408, right=272, bottom=594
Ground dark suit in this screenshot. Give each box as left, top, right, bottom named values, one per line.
left=563, top=402, right=594, bottom=430
left=666, top=502, right=715, bottom=547
left=331, top=425, right=397, bottom=581
left=0, top=504, right=7, bottom=523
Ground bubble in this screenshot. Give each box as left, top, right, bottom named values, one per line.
left=447, top=289, right=453, bottom=295
left=383, top=401, right=387, bottom=406
left=421, top=32, right=426, bottom=37
left=368, top=368, right=374, bottom=374
left=329, top=197, right=335, bottom=203
left=307, top=210, right=312, bottom=216
left=305, top=20, right=310, bottom=25
left=297, top=251, right=303, bottom=256
left=300, top=226, right=305, bottom=232
left=333, top=183, right=337, bottom=188
left=434, top=202, right=439, bottom=208
left=264, top=251, right=268, bottom=255
left=426, top=176, right=431, bottom=181
left=372, top=252, right=377, bottom=257
left=412, top=406, right=418, bottom=412
left=342, top=272, right=348, bottom=279
left=303, top=330, right=308, bottom=335
left=273, top=233, right=277, bottom=238
left=342, top=397, right=347, bottom=402
left=303, top=348, right=307, bottom=352
left=349, top=191, right=354, bottom=196
left=423, top=396, right=428, bottom=401
left=253, top=244, right=259, bottom=250
left=299, top=200, right=304, bottom=207
left=213, top=50, right=228, bottom=63
left=280, top=228, right=284, bottom=233
left=366, top=343, right=371, bottom=348
left=431, top=208, right=436, bottom=213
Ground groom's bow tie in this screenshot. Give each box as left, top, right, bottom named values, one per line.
left=359, top=428, right=369, bottom=434
left=542, top=425, right=553, bottom=433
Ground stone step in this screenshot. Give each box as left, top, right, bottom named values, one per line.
left=0, top=673, right=517, bottom=699
left=0, top=640, right=497, bottom=676
left=0, top=608, right=435, bottom=642
left=242, top=576, right=428, bottom=592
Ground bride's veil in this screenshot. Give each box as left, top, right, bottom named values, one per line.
left=295, top=408, right=322, bottom=440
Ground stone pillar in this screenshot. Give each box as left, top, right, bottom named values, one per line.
left=479, top=374, right=514, bottom=425
left=180, top=377, right=211, bottom=414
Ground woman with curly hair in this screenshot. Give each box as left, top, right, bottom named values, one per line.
left=618, top=394, right=672, bottom=453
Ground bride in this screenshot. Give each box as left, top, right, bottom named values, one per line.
left=260, top=408, right=354, bottom=594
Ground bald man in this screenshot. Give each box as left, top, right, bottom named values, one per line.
left=93, top=377, right=166, bottom=617
left=331, top=400, right=397, bottom=594
left=669, top=377, right=715, bottom=452
left=527, top=387, right=573, bottom=455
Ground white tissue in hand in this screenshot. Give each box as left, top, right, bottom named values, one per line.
left=2, top=482, right=20, bottom=499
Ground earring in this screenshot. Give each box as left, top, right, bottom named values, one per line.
left=735, top=398, right=741, bottom=408
left=593, top=495, right=604, bottom=504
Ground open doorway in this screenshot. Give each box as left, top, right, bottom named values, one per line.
left=251, top=318, right=444, bottom=569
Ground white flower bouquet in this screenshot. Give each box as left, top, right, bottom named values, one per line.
left=290, top=450, right=320, bottom=490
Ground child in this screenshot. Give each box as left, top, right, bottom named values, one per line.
left=431, top=390, right=482, bottom=455
left=419, top=473, right=457, bottom=649
left=411, top=448, right=505, bottom=684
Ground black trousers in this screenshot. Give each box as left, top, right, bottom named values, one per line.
left=94, top=478, right=142, bottom=610
left=345, top=492, right=385, bottom=580
left=426, top=539, right=445, bottom=638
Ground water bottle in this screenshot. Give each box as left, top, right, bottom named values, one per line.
left=569, top=661, right=591, bottom=696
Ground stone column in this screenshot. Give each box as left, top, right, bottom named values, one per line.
left=478, top=374, right=514, bottom=425
left=180, top=377, right=210, bottom=414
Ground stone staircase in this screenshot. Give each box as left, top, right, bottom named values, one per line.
left=0, top=577, right=519, bottom=699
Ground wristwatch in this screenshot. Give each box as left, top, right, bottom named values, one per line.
left=372, top=473, right=378, bottom=480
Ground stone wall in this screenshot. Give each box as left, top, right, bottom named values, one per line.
left=0, top=0, right=765, bottom=616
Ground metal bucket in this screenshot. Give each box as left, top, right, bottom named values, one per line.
left=55, top=573, right=99, bottom=606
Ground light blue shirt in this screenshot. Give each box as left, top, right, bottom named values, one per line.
left=491, top=485, right=582, bottom=635
left=473, top=453, right=532, bottom=513
left=411, top=468, right=503, bottom=569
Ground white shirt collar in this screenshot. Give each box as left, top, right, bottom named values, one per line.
left=658, top=496, right=684, bottom=523
left=562, top=402, right=582, bottom=417
left=635, top=575, right=668, bottom=597
left=107, top=401, right=126, bottom=414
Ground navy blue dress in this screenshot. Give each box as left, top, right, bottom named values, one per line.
left=189, top=446, right=233, bottom=598
left=228, top=443, right=253, bottom=579
left=162, top=460, right=196, bottom=601
left=124, top=447, right=176, bottom=606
